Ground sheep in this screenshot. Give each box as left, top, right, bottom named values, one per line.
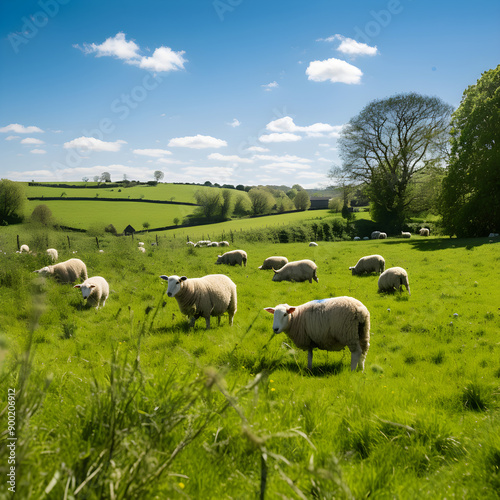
left=353, top=236, right=361, bottom=241
left=258, top=256, right=288, bottom=271
left=186, top=241, right=195, bottom=246
left=271, top=259, right=318, bottom=283
left=209, top=242, right=219, bottom=247
left=309, top=242, right=318, bottom=247
left=488, top=233, right=499, bottom=238
left=18, top=244, right=30, bottom=253
left=46, top=248, right=58, bottom=262
left=378, top=232, right=387, bottom=239
left=160, top=274, right=237, bottom=329
left=371, top=231, right=381, bottom=239
left=218, top=241, right=230, bottom=247
left=363, top=237, right=369, bottom=240
left=419, top=228, right=430, bottom=236
left=34, top=258, right=88, bottom=283
left=138, top=247, right=146, bottom=253
left=349, top=254, right=385, bottom=275
left=215, top=249, right=247, bottom=267
left=378, top=267, right=411, bottom=295
left=138, top=241, right=145, bottom=246
left=401, top=231, right=411, bottom=238
left=73, top=276, right=109, bottom=309
left=264, top=296, right=370, bottom=371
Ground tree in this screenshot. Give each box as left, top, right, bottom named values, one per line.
left=194, top=189, right=221, bottom=219
left=93, top=176, right=99, bottom=183
left=220, top=189, right=233, bottom=219
left=142, top=221, right=150, bottom=230
left=154, top=170, right=164, bottom=182
left=286, top=188, right=297, bottom=200
left=31, top=204, right=52, bottom=225
left=82, top=177, right=89, bottom=183
left=248, top=188, right=275, bottom=215
left=336, top=92, right=453, bottom=230
left=294, top=190, right=311, bottom=211
left=0, top=179, right=25, bottom=220
left=101, top=172, right=111, bottom=182
left=173, top=217, right=180, bottom=226
left=233, top=194, right=250, bottom=216
left=440, top=65, right=500, bottom=237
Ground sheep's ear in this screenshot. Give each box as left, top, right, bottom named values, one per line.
left=286, top=307, right=296, bottom=314
left=90, top=284, right=96, bottom=289
left=264, top=308, right=275, bottom=314
left=73, top=284, right=81, bottom=289
left=180, top=276, right=188, bottom=281
left=159, top=275, right=169, bottom=281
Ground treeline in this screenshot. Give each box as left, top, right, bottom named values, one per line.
left=27, top=180, right=159, bottom=189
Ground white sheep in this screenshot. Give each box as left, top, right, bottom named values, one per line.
left=271, top=259, right=318, bottom=283
left=215, top=249, right=247, bottom=267
left=186, top=241, right=195, bottom=246
left=378, top=267, right=411, bottom=295
left=138, top=242, right=145, bottom=246
left=160, top=274, right=237, bottom=329
left=353, top=236, right=361, bottom=241
left=138, top=247, right=146, bottom=253
left=46, top=248, right=58, bottom=262
left=349, top=254, right=385, bottom=275
left=74, top=276, right=109, bottom=309
left=218, top=241, right=230, bottom=247
left=371, top=231, right=381, bottom=239
left=309, top=242, right=318, bottom=247
left=378, top=232, right=387, bottom=239
left=419, top=228, right=430, bottom=236
left=264, top=296, right=370, bottom=371
left=34, top=258, right=88, bottom=283
left=209, top=241, right=220, bottom=247
left=18, top=244, right=30, bottom=253
left=488, top=233, right=499, bottom=238
left=258, top=256, right=288, bottom=271
left=401, top=231, right=411, bottom=238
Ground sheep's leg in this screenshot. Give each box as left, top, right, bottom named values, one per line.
left=204, top=316, right=211, bottom=329
left=350, top=346, right=362, bottom=371
left=189, top=316, right=196, bottom=328
left=307, top=348, right=313, bottom=370
left=217, top=315, right=221, bottom=326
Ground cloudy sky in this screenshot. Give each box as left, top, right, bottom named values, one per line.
left=1, top=0, right=498, bottom=188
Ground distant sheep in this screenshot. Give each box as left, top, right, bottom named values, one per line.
left=309, top=242, right=318, bottom=247
left=216, top=249, right=247, bottom=267
left=349, top=254, right=385, bottom=275
left=138, top=242, right=145, bottom=246
left=19, top=244, right=30, bottom=253
left=74, top=276, right=109, bottom=309
left=371, top=231, right=381, bottom=239
left=186, top=241, right=195, bottom=246
left=353, top=236, right=361, bottom=241
left=160, top=274, right=237, bottom=329
left=401, top=231, right=411, bottom=238
left=488, top=233, right=499, bottom=238
left=138, top=247, right=146, bottom=253
left=209, top=242, right=219, bottom=247
left=34, top=258, right=88, bottom=284
left=46, top=248, right=58, bottom=262
left=218, top=241, right=230, bottom=247
left=378, top=267, right=411, bottom=295
left=258, top=256, right=288, bottom=271
left=378, top=232, right=387, bottom=239
left=264, top=296, right=370, bottom=371
left=272, top=259, right=318, bottom=283
left=419, top=228, right=430, bottom=236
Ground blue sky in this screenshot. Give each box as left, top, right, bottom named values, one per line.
left=1, top=0, right=498, bottom=188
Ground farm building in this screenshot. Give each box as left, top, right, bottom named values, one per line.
left=123, top=224, right=136, bottom=235
left=309, top=197, right=331, bottom=209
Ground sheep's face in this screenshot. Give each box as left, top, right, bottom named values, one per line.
left=160, top=275, right=187, bottom=298
left=35, top=266, right=51, bottom=275
left=264, top=304, right=296, bottom=334
left=74, top=283, right=95, bottom=299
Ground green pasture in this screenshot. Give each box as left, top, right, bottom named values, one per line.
left=0, top=228, right=499, bottom=498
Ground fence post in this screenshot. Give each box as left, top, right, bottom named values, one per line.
left=96, top=237, right=99, bottom=249
left=67, top=235, right=71, bottom=249
left=17, top=235, right=20, bottom=251
left=156, top=234, right=159, bottom=245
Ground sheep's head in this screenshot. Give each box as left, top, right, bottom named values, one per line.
left=34, top=266, right=51, bottom=275
left=74, top=283, right=96, bottom=299
left=264, top=304, right=296, bottom=334
left=160, top=275, right=186, bottom=297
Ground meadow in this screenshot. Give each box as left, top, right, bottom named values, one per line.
left=0, top=226, right=499, bottom=499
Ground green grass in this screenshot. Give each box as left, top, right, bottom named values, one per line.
left=0, top=229, right=499, bottom=498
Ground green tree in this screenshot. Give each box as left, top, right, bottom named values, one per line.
left=337, top=92, right=453, bottom=230
left=142, top=221, right=150, bottom=230
left=440, top=65, right=500, bottom=237
left=194, top=189, right=221, bottom=219
left=220, top=189, right=233, bottom=219
left=294, top=190, right=311, bottom=211
left=0, top=179, right=25, bottom=220
left=233, top=194, right=250, bottom=216
left=31, top=204, right=52, bottom=225
left=101, top=172, right=111, bottom=182
left=248, top=188, right=275, bottom=215
left=154, top=170, right=164, bottom=182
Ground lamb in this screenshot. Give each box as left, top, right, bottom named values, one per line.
left=378, top=267, right=411, bottom=295
left=34, top=258, right=88, bottom=283
left=401, top=231, right=411, bottom=238
left=272, top=259, right=318, bottom=283
left=46, top=248, right=58, bottom=262
left=258, top=256, right=288, bottom=271
left=74, top=276, right=109, bottom=309
left=264, top=296, right=370, bottom=371
left=138, top=242, right=145, bottom=246
left=160, top=274, right=237, bottom=329
left=371, top=231, right=381, bottom=239
left=215, top=249, right=247, bottom=267
left=419, top=228, right=430, bottom=236
left=309, top=242, right=318, bottom=247
left=378, top=232, right=387, bottom=239
left=349, top=254, right=385, bottom=275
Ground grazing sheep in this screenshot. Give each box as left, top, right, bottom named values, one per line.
left=309, top=242, right=318, bottom=247
left=264, top=296, right=370, bottom=371
left=353, top=236, right=361, bottom=241
left=138, top=247, right=146, bottom=253
left=378, top=267, right=411, bottom=295
left=215, top=249, right=247, bottom=267
left=401, top=231, right=411, bottom=238
left=160, top=274, right=237, bottom=329
left=378, top=232, right=387, bottom=239
left=34, top=258, right=88, bottom=283
left=138, top=242, right=145, bottom=246
left=209, top=242, right=219, bottom=247
left=272, top=259, right=318, bottom=283
left=186, top=241, right=195, bottom=246
left=46, top=248, right=58, bottom=262
left=74, top=276, right=109, bottom=309
left=349, top=254, right=385, bottom=275
left=258, top=256, right=288, bottom=271
left=419, top=228, right=430, bottom=236
left=218, top=241, right=230, bottom=247
left=488, top=233, right=499, bottom=238
left=19, top=244, right=30, bottom=253
left=363, top=237, right=369, bottom=240
left=371, top=231, right=381, bottom=239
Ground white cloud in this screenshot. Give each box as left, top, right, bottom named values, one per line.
left=132, top=148, right=172, bottom=158
left=261, top=81, right=279, bottom=91
left=208, top=153, right=253, bottom=163
left=0, top=123, right=44, bottom=134
left=265, top=116, right=341, bottom=136
left=245, top=146, right=269, bottom=152
left=5, top=135, right=20, bottom=141
left=228, top=118, right=241, bottom=127
left=156, top=158, right=191, bottom=165
left=306, top=58, right=363, bottom=84
left=260, top=162, right=312, bottom=173
left=168, top=134, right=227, bottom=149
left=258, top=133, right=302, bottom=143
left=63, top=137, right=127, bottom=152
left=181, top=166, right=234, bottom=183
left=75, top=32, right=186, bottom=73
left=30, top=149, right=46, bottom=154
left=253, top=154, right=310, bottom=163
left=21, top=137, right=45, bottom=145
left=317, top=34, right=378, bottom=57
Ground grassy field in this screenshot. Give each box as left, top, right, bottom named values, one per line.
left=0, top=228, right=499, bottom=498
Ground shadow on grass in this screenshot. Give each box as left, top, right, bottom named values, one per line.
left=381, top=237, right=495, bottom=251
